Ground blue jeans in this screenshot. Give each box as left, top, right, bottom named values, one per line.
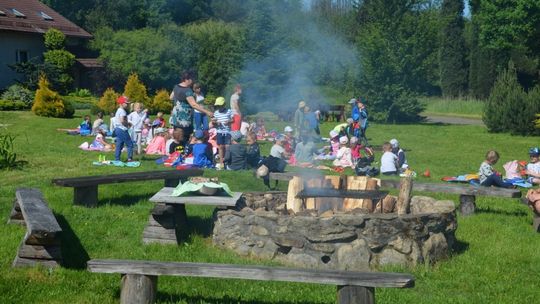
left=114, top=128, right=133, bottom=161
left=193, top=112, right=208, bottom=131
left=481, top=174, right=513, bottom=188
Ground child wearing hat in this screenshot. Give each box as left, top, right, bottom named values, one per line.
left=333, top=136, right=354, bottom=168
left=224, top=131, right=247, bottom=170
left=526, top=147, right=540, bottom=185
left=380, top=142, right=398, bottom=175
left=213, top=96, right=232, bottom=170
left=390, top=138, right=408, bottom=171
left=192, top=130, right=213, bottom=168
left=113, top=95, right=134, bottom=161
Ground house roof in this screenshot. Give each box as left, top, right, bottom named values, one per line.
left=0, top=0, right=92, bottom=38
left=76, top=58, right=103, bottom=68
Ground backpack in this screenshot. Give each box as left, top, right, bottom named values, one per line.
left=355, top=156, right=379, bottom=177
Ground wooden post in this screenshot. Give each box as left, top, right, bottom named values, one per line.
left=287, top=176, right=304, bottom=213
left=120, top=274, right=157, bottom=304
left=143, top=204, right=178, bottom=245
left=73, top=186, right=98, bottom=207
left=337, top=285, right=375, bottom=304
left=364, top=179, right=379, bottom=212
left=397, top=176, right=413, bottom=215
left=459, top=195, right=476, bottom=216
left=343, top=176, right=368, bottom=210
left=305, top=178, right=323, bottom=210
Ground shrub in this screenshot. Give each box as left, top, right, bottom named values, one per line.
left=366, top=85, right=424, bottom=123
left=31, top=76, right=74, bottom=118
left=96, top=88, right=120, bottom=115
left=0, top=100, right=28, bottom=111
left=68, top=88, right=92, bottom=98
left=44, top=28, right=65, bottom=50
left=0, top=133, right=27, bottom=170
left=1, top=84, right=34, bottom=106
left=124, top=73, right=151, bottom=108
left=150, top=89, right=172, bottom=114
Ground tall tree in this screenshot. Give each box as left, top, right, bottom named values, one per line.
left=439, top=0, right=467, bottom=97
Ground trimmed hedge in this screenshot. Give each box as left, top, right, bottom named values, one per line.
left=0, top=100, right=29, bottom=111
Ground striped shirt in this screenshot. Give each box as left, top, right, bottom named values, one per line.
left=214, top=109, right=232, bottom=134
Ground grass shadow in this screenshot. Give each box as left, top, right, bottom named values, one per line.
left=98, top=193, right=152, bottom=207
left=156, top=292, right=327, bottom=304
left=452, top=239, right=469, bottom=255
left=182, top=215, right=215, bottom=241
left=55, top=214, right=90, bottom=270
left=475, top=208, right=528, bottom=217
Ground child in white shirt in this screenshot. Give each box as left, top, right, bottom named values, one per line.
left=380, top=142, right=398, bottom=175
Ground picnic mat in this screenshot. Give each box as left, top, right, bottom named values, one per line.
left=92, top=160, right=141, bottom=167
left=442, top=173, right=532, bottom=188
left=172, top=181, right=233, bottom=197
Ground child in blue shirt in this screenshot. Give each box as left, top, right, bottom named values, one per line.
left=192, top=130, right=213, bottom=168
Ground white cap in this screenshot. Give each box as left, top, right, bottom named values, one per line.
left=390, top=138, right=399, bottom=148
left=350, top=136, right=358, bottom=144
left=329, top=130, right=339, bottom=138
left=284, top=126, right=293, bottom=132
left=348, top=98, right=357, bottom=104
left=339, top=136, right=349, bottom=144
left=346, top=118, right=353, bottom=124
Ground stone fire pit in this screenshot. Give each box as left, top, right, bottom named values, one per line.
left=213, top=192, right=457, bottom=271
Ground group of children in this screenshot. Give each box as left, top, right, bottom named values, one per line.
left=477, top=148, right=540, bottom=189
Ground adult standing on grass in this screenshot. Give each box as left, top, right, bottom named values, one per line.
left=351, top=97, right=369, bottom=145
left=230, top=84, right=242, bottom=131
left=294, top=100, right=306, bottom=139
left=170, top=71, right=213, bottom=136
left=192, top=83, right=209, bottom=131
left=114, top=95, right=133, bottom=162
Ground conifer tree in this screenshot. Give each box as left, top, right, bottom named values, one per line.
left=439, top=0, right=467, bottom=97
left=124, top=73, right=151, bottom=108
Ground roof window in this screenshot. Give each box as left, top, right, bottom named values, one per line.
left=39, top=11, right=53, bottom=21
left=0, top=10, right=6, bottom=16
left=11, top=8, right=26, bottom=18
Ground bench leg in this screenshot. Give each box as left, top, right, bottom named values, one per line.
left=459, top=195, right=476, bottom=216
left=143, top=204, right=177, bottom=245
left=533, top=215, right=540, bottom=233
left=173, top=204, right=188, bottom=241
left=74, top=186, right=98, bottom=207
left=7, top=199, right=25, bottom=225
left=120, top=274, right=157, bottom=304
left=337, top=285, right=375, bottom=304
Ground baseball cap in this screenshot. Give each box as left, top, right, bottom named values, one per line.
left=214, top=97, right=225, bottom=106
left=529, top=147, right=540, bottom=156
left=348, top=98, right=357, bottom=104
left=390, top=139, right=399, bottom=148
left=329, top=130, right=339, bottom=138
left=117, top=95, right=130, bottom=105
left=284, top=126, right=293, bottom=133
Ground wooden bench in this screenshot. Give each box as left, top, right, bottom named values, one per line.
left=52, top=169, right=203, bottom=207
left=145, top=187, right=242, bottom=244
left=8, top=188, right=63, bottom=268
left=269, top=172, right=522, bottom=215
left=87, top=259, right=414, bottom=304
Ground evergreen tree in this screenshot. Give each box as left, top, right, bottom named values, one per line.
left=439, top=0, right=467, bottom=97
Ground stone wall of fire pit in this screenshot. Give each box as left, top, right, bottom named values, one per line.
left=213, top=192, right=457, bottom=270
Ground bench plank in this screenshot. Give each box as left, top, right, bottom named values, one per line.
left=52, top=169, right=203, bottom=187
left=149, top=187, right=242, bottom=207
left=87, top=259, right=414, bottom=288
left=268, top=173, right=521, bottom=198
left=16, top=188, right=61, bottom=245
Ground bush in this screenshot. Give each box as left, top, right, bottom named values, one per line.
left=63, top=95, right=97, bottom=110
left=150, top=89, right=172, bottom=114
left=68, top=88, right=92, bottom=98
left=96, top=88, right=119, bottom=115
left=366, top=85, right=424, bottom=123
left=1, top=84, right=34, bottom=106
left=0, top=100, right=28, bottom=111
left=124, top=73, right=151, bottom=108
left=0, top=133, right=27, bottom=170
left=31, top=76, right=74, bottom=118
left=44, top=28, right=65, bottom=50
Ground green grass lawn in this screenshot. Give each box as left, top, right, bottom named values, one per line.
left=420, top=97, right=484, bottom=119
left=0, top=110, right=539, bottom=303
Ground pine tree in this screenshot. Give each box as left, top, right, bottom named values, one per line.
left=32, top=75, right=74, bottom=118
left=97, top=88, right=120, bottom=115
left=124, top=73, right=151, bottom=108
left=439, top=0, right=467, bottom=97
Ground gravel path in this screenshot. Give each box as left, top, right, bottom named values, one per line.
left=424, top=115, right=484, bottom=126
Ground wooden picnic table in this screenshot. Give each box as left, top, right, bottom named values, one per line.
left=144, top=187, right=242, bottom=244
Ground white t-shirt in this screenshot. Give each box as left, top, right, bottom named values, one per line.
left=114, top=107, right=128, bottom=130
left=194, top=93, right=204, bottom=113
left=128, top=111, right=146, bottom=131
left=165, top=139, right=174, bottom=155
left=230, top=93, right=240, bottom=115
left=270, top=144, right=285, bottom=158
left=527, top=162, right=540, bottom=175
left=380, top=151, right=398, bottom=173
left=240, top=121, right=250, bottom=136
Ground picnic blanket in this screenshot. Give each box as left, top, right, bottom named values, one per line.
left=442, top=173, right=532, bottom=188
left=92, top=160, right=141, bottom=167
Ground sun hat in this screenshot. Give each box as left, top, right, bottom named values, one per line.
left=339, top=136, right=348, bottom=144
left=329, top=130, right=339, bottom=138
left=298, top=101, right=306, bottom=108
left=194, top=129, right=205, bottom=139
left=284, top=126, right=293, bottom=133
left=348, top=98, right=357, bottom=104
left=117, top=95, right=130, bottom=105
left=214, top=97, right=225, bottom=106
left=529, top=147, right=540, bottom=156
left=390, top=138, right=399, bottom=149
left=350, top=136, right=358, bottom=144
left=231, top=130, right=243, bottom=141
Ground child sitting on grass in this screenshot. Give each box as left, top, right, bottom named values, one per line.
left=78, top=115, right=92, bottom=136
left=192, top=130, right=213, bottom=168
left=526, top=147, right=540, bottom=185
left=152, top=112, right=166, bottom=128
left=166, top=128, right=185, bottom=155
left=224, top=131, right=247, bottom=170
left=380, top=142, right=398, bottom=175
left=333, top=136, right=353, bottom=168
left=145, top=128, right=169, bottom=155
left=390, top=138, right=408, bottom=172
left=246, top=132, right=261, bottom=169
left=478, top=150, right=514, bottom=188
left=294, top=133, right=316, bottom=165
